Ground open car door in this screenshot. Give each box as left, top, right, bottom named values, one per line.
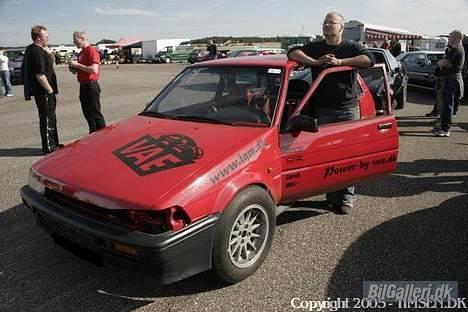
left=278, top=65, right=399, bottom=203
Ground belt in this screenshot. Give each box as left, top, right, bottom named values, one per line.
left=79, top=80, right=98, bottom=85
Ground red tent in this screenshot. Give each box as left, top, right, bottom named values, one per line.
left=109, top=37, right=142, bottom=48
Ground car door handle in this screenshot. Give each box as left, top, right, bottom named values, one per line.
left=378, top=122, right=393, bottom=130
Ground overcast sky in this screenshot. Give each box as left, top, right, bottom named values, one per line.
left=1, top=0, right=467, bottom=46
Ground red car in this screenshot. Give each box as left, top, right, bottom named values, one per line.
left=21, top=55, right=399, bottom=285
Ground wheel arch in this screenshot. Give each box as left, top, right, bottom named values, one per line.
left=212, top=179, right=277, bottom=217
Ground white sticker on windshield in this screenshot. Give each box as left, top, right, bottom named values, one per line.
left=268, top=68, right=282, bottom=74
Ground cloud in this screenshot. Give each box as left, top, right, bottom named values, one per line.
left=94, top=7, right=158, bottom=16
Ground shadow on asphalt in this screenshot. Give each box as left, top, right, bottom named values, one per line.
left=406, top=89, right=434, bottom=106
left=326, top=193, right=468, bottom=308
left=0, top=148, right=43, bottom=157
left=396, top=115, right=467, bottom=137
left=276, top=200, right=329, bottom=226
left=358, top=159, right=468, bottom=197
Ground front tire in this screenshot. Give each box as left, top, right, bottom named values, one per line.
left=211, top=186, right=275, bottom=284
left=165, top=57, right=171, bottom=64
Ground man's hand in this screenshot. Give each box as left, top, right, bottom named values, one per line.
left=69, top=61, right=79, bottom=68
left=312, top=55, right=334, bottom=67
left=43, top=46, right=51, bottom=54
left=323, top=54, right=343, bottom=66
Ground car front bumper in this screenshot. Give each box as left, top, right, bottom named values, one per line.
left=20, top=185, right=219, bottom=284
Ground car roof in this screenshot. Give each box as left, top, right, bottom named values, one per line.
left=192, top=54, right=294, bottom=67
left=400, top=51, right=445, bottom=55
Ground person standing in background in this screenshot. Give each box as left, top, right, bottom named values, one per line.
left=432, top=30, right=465, bottom=137
left=0, top=50, right=14, bottom=96
left=207, top=40, right=217, bottom=60
left=21, top=25, right=61, bottom=154
left=69, top=31, right=106, bottom=133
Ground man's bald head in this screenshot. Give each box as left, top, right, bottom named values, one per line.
left=322, top=12, right=345, bottom=40
left=73, top=31, right=88, bottom=49
left=325, top=12, right=345, bottom=24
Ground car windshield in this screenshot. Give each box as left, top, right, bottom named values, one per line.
left=144, top=66, right=283, bottom=126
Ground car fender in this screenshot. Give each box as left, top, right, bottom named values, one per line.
left=212, top=172, right=278, bottom=217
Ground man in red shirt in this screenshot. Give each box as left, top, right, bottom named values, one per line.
left=69, top=31, right=106, bottom=133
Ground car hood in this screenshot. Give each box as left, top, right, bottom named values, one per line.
left=33, top=115, right=262, bottom=210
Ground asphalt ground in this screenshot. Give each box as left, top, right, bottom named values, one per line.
left=0, top=64, right=467, bottom=312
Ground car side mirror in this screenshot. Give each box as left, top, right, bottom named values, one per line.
left=282, top=114, right=319, bottom=134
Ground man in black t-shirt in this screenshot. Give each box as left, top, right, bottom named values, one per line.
left=288, top=12, right=375, bottom=214
left=22, top=25, right=61, bottom=154
left=432, top=30, right=465, bottom=137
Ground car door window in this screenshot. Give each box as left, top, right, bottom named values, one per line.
left=299, top=70, right=364, bottom=125
left=358, top=67, right=390, bottom=114
left=403, top=54, right=419, bottom=65
left=427, top=54, right=443, bottom=65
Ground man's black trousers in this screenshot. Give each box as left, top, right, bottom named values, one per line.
left=34, top=93, right=59, bottom=153
left=79, top=81, right=106, bottom=133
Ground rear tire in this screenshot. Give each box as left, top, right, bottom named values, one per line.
left=211, top=186, right=275, bottom=284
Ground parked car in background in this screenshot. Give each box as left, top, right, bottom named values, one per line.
left=228, top=48, right=285, bottom=58
left=367, top=48, right=408, bottom=109
left=4, top=49, right=25, bottom=85
left=8, top=55, right=23, bottom=85
left=396, top=51, right=445, bottom=90
left=154, top=46, right=193, bottom=63
left=188, top=48, right=228, bottom=64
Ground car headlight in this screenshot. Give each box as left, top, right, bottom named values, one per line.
left=28, top=169, right=45, bottom=195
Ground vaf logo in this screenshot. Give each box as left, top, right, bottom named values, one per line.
left=113, top=134, right=204, bottom=176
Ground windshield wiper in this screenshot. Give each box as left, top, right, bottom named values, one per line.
left=175, top=115, right=235, bottom=125
left=139, top=111, right=180, bottom=120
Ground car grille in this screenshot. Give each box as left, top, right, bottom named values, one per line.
left=44, top=188, right=133, bottom=229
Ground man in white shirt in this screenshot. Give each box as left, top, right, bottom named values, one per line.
left=0, top=50, right=14, bottom=96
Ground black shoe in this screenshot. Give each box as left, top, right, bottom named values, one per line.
left=425, top=111, right=438, bottom=117
left=57, top=144, right=64, bottom=148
